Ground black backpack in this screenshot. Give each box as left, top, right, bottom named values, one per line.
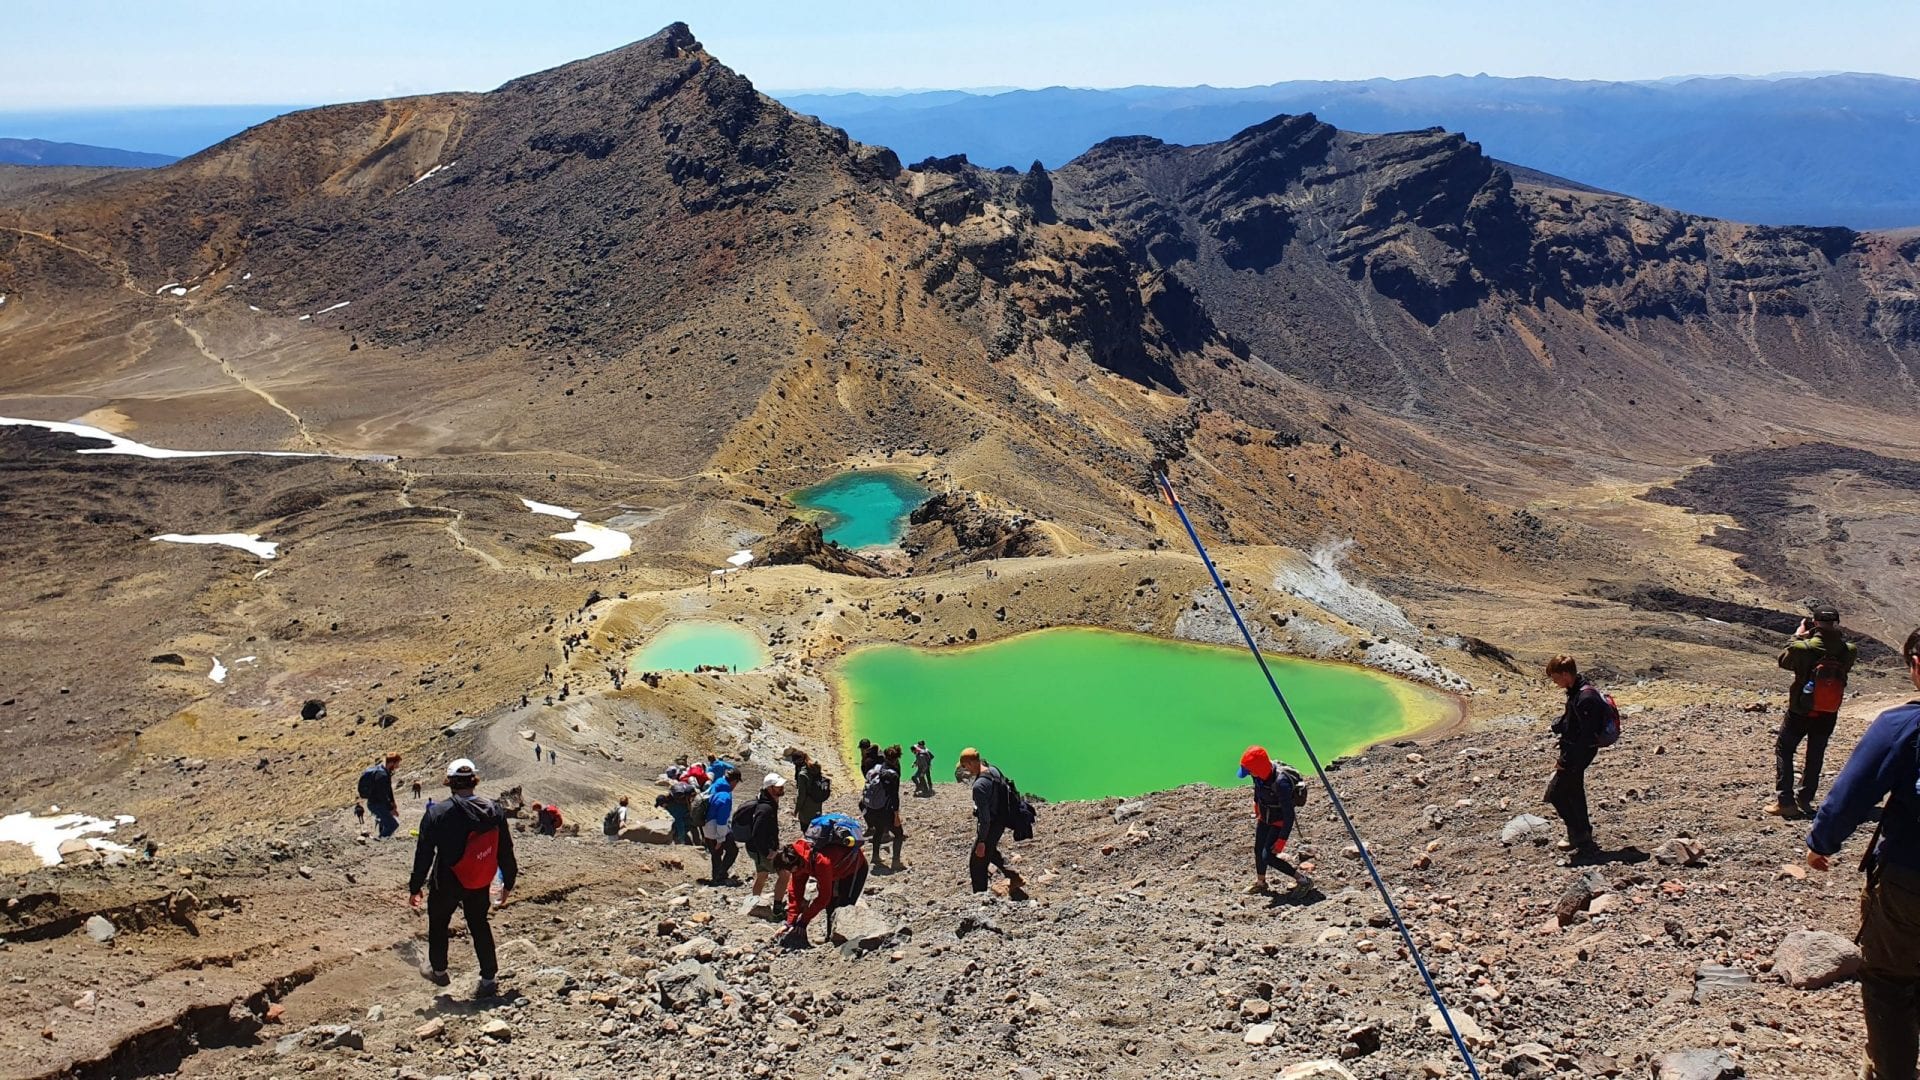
left=356, top=764, right=384, bottom=802
left=602, top=807, right=621, bottom=836
left=860, top=766, right=896, bottom=812
left=989, top=768, right=1037, bottom=841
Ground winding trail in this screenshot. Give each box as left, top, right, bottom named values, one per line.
left=171, top=316, right=318, bottom=450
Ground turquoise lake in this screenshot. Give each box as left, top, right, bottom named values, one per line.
left=790, top=471, right=930, bottom=548
left=629, top=621, right=770, bottom=673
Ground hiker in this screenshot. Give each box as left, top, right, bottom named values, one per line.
left=357, top=753, right=402, bottom=839
left=1239, top=745, right=1312, bottom=895
left=861, top=745, right=907, bottom=870
left=408, top=758, right=516, bottom=997
left=533, top=803, right=562, bottom=836
left=734, top=772, right=789, bottom=904
left=1806, top=628, right=1920, bottom=1079
left=911, top=740, right=934, bottom=797
left=958, top=747, right=1025, bottom=896
left=794, top=756, right=831, bottom=825
left=859, top=739, right=883, bottom=776
left=780, top=814, right=869, bottom=946
left=703, top=768, right=739, bottom=885
left=603, top=796, right=630, bottom=840
left=656, top=768, right=697, bottom=845
left=1771, top=606, right=1859, bottom=817
left=548, top=748, right=557, bottom=765
left=533, top=742, right=542, bottom=762
left=1545, top=655, right=1609, bottom=859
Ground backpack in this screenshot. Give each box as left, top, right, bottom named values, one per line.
left=1582, top=685, right=1622, bottom=748
left=805, top=811, right=864, bottom=849
left=602, top=808, right=621, bottom=836
left=691, top=786, right=711, bottom=820
left=825, top=845, right=869, bottom=910
left=451, top=810, right=502, bottom=890
left=1810, top=644, right=1853, bottom=713
left=860, top=766, right=896, bottom=812
left=989, top=768, right=1037, bottom=841
left=1276, top=763, right=1309, bottom=807
left=356, top=765, right=384, bottom=802
left=730, top=799, right=774, bottom=854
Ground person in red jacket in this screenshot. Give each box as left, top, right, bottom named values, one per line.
left=779, top=836, right=867, bottom=946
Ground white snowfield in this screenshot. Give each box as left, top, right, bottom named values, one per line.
left=727, top=549, right=755, bottom=567
left=405, top=162, right=456, bottom=189
left=553, top=521, right=632, bottom=563
left=0, top=811, right=137, bottom=867
left=151, top=533, right=279, bottom=559
left=312, top=301, right=350, bottom=315
left=0, top=416, right=392, bottom=461
left=210, top=657, right=227, bottom=684
left=519, top=497, right=581, bottom=520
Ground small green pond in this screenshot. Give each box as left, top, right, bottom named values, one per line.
left=836, top=627, right=1457, bottom=801
left=790, top=470, right=930, bottom=549
left=629, top=621, right=770, bottom=673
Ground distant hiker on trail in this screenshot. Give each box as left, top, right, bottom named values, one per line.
left=958, top=748, right=1026, bottom=898
left=704, top=769, right=740, bottom=886
left=533, top=742, right=542, bottom=762
left=779, top=813, right=868, bottom=947
left=859, top=738, right=883, bottom=776
left=408, top=758, right=515, bottom=998
left=1806, top=628, right=1920, bottom=1080
left=1545, top=655, right=1615, bottom=861
left=656, top=768, right=698, bottom=845
left=861, top=745, right=907, bottom=871
left=1771, top=606, right=1859, bottom=817
left=794, top=756, right=831, bottom=825
left=1239, top=745, right=1311, bottom=895
left=735, top=772, right=789, bottom=905
left=358, top=753, right=402, bottom=839
left=548, top=748, right=557, bottom=765
left=911, top=740, right=934, bottom=797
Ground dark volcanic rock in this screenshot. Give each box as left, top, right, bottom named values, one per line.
left=752, top=517, right=889, bottom=578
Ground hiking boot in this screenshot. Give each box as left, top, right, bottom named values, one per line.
left=1288, top=873, right=1314, bottom=895
left=476, top=977, right=499, bottom=998
left=1553, top=838, right=1575, bottom=851
left=1798, top=798, right=1818, bottom=818
left=1764, top=798, right=1797, bottom=818
left=422, top=966, right=450, bottom=987
left=1245, top=879, right=1271, bottom=895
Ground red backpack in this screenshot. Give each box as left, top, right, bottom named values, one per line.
left=452, top=823, right=501, bottom=889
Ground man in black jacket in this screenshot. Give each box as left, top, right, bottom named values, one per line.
left=735, top=772, right=789, bottom=907
left=958, top=747, right=1025, bottom=898
left=408, top=758, right=516, bottom=996
left=358, top=753, right=402, bottom=839
left=1545, top=655, right=1607, bottom=860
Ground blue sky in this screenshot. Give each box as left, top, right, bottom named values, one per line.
left=7, top=0, right=1918, bottom=107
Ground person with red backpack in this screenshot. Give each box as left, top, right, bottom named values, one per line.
left=408, top=758, right=516, bottom=997
left=1545, top=654, right=1617, bottom=861
left=1239, top=745, right=1312, bottom=896
left=1771, top=606, right=1859, bottom=817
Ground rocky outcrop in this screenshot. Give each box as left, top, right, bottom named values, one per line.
left=901, top=491, right=1051, bottom=570
left=751, top=517, right=889, bottom=578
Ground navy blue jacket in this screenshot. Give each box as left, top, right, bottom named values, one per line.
left=1808, top=701, right=1920, bottom=872
left=1252, top=769, right=1297, bottom=835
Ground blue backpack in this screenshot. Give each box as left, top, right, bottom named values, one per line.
left=805, top=811, right=863, bottom=849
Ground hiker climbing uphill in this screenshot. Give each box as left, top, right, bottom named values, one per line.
left=703, top=766, right=739, bottom=886
left=1240, top=745, right=1312, bottom=895
left=861, top=744, right=907, bottom=870
left=734, top=772, right=789, bottom=905
left=1772, top=606, right=1858, bottom=817
left=793, top=754, right=831, bottom=825
left=911, top=740, right=934, bottom=797
left=1545, top=655, right=1616, bottom=861
left=958, top=747, right=1028, bottom=898
left=408, top=758, right=516, bottom=998
left=780, top=813, right=868, bottom=947
left=1806, top=628, right=1920, bottom=1080
left=357, top=752, right=402, bottom=839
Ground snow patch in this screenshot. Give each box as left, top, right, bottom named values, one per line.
left=312, top=301, right=349, bottom=315
left=247, top=305, right=262, bottom=313
left=236, top=656, right=258, bottom=664
left=297, top=314, right=311, bottom=321
left=520, top=497, right=581, bottom=520
left=0, top=416, right=357, bottom=459
left=0, top=811, right=137, bottom=867
left=552, top=521, right=631, bottom=563
left=405, top=161, right=456, bottom=189
left=726, top=549, right=754, bottom=567
left=155, top=282, right=180, bottom=295
left=151, top=533, right=278, bottom=559
left=1272, top=539, right=1417, bottom=636
left=169, top=287, right=188, bottom=297
left=209, top=657, right=227, bottom=684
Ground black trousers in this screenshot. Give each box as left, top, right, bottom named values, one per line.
left=1546, top=744, right=1597, bottom=846
left=708, top=838, right=738, bottom=884
left=427, top=885, right=497, bottom=980
left=969, top=824, right=1011, bottom=892
left=1776, top=710, right=1839, bottom=806
left=1862, top=864, right=1920, bottom=1079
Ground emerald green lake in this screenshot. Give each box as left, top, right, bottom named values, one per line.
left=790, top=471, right=930, bottom=548
left=837, top=628, right=1456, bottom=801
left=629, top=621, right=770, bottom=673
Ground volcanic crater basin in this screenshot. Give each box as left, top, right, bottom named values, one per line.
left=628, top=620, right=771, bottom=673
left=790, top=470, right=931, bottom=549
left=836, top=626, right=1461, bottom=801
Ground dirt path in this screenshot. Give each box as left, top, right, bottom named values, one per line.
left=170, top=317, right=318, bottom=450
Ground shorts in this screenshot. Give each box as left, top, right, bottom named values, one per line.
left=751, top=850, right=775, bottom=874
left=702, top=821, right=730, bottom=843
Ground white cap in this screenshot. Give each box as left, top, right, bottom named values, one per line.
left=446, top=758, right=479, bottom=780
left=761, top=771, right=786, bottom=790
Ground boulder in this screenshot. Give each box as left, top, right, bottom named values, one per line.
left=1500, top=814, right=1553, bottom=846
left=1501, top=1043, right=1556, bottom=1078
left=1773, top=929, right=1863, bottom=990
left=1650, top=1049, right=1743, bottom=1079
left=300, top=699, right=327, bottom=721
left=619, top=818, right=677, bottom=844
left=653, top=959, right=726, bottom=1012
left=1654, top=837, right=1707, bottom=866
left=1244, top=1022, right=1278, bottom=1046
left=1692, top=962, right=1756, bottom=1003
left=149, top=653, right=186, bottom=666
left=832, top=905, right=910, bottom=957
left=1424, top=1005, right=1487, bottom=1046
left=1554, top=876, right=1597, bottom=925
left=84, top=915, right=116, bottom=943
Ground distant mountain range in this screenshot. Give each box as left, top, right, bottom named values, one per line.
left=776, top=74, right=1920, bottom=229
left=0, top=138, right=177, bottom=168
